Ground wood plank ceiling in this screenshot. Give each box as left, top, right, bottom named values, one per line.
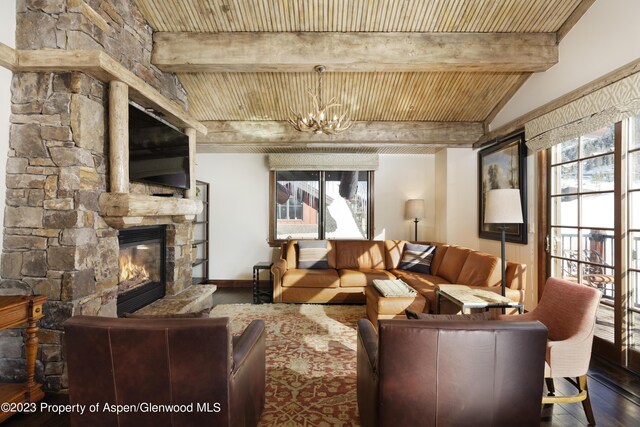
left=134, top=0, right=593, bottom=153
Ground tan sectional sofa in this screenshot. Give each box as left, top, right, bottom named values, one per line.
left=271, top=239, right=527, bottom=313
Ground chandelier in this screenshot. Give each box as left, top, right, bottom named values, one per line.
left=288, top=65, right=352, bottom=135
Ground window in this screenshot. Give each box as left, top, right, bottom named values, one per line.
left=270, top=170, right=373, bottom=243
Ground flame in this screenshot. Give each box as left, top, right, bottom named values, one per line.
left=119, top=254, right=149, bottom=283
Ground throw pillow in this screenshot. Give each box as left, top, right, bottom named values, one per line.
left=122, top=309, right=210, bottom=319
left=398, top=243, right=436, bottom=274
left=405, top=309, right=492, bottom=321
left=297, top=240, right=329, bottom=269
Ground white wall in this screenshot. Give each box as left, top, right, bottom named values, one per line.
left=195, top=153, right=435, bottom=280
left=492, top=0, right=640, bottom=129
left=434, top=148, right=480, bottom=249
left=373, top=154, right=435, bottom=242
left=195, top=154, right=272, bottom=281
left=0, top=3, right=16, bottom=270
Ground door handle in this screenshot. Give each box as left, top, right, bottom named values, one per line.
left=545, top=235, right=550, bottom=253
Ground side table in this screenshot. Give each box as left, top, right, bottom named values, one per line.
left=0, top=295, right=46, bottom=422
left=252, top=262, right=273, bottom=304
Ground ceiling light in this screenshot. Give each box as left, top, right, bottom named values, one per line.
left=288, top=65, right=352, bottom=135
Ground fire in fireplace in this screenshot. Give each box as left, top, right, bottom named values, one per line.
left=116, top=226, right=166, bottom=316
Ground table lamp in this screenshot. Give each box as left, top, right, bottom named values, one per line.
left=405, top=199, right=425, bottom=241
left=484, top=189, right=523, bottom=306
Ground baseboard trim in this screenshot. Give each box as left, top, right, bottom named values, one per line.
left=204, top=280, right=253, bottom=288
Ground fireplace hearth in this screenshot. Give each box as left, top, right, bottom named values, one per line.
left=117, top=226, right=167, bottom=316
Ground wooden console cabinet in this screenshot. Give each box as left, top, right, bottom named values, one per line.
left=0, top=295, right=46, bottom=422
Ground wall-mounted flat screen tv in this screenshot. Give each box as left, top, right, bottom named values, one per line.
left=128, top=103, right=190, bottom=190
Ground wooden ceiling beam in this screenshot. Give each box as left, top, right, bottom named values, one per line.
left=197, top=121, right=483, bottom=151
left=153, top=32, right=558, bottom=73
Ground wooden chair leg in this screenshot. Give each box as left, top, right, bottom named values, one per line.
left=545, top=378, right=555, bottom=396
left=577, top=375, right=596, bottom=426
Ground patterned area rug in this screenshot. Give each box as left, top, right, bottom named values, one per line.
left=209, top=304, right=365, bottom=427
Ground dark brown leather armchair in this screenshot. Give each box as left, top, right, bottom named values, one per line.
left=64, top=316, right=265, bottom=427
left=357, top=319, right=548, bottom=427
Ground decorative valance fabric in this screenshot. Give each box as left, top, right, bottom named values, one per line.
left=525, top=72, right=640, bottom=152
left=267, top=153, right=379, bottom=171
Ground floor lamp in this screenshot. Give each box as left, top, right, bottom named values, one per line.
left=484, top=189, right=523, bottom=312
left=405, top=199, right=425, bottom=241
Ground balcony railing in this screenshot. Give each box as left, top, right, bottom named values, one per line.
left=555, top=232, right=640, bottom=309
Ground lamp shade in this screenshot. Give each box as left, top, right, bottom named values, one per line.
left=405, top=199, right=425, bottom=220
left=485, top=189, right=524, bottom=224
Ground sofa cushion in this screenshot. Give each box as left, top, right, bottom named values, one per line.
left=297, top=240, right=329, bottom=269
left=437, top=246, right=472, bottom=283
left=393, top=271, right=450, bottom=301
left=339, top=269, right=396, bottom=287
left=398, top=243, right=436, bottom=274
left=282, top=269, right=340, bottom=288
left=335, top=240, right=386, bottom=270
left=384, top=240, right=406, bottom=269
left=457, top=252, right=500, bottom=287
left=429, top=244, right=449, bottom=276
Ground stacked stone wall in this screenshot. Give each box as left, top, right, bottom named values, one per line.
left=0, top=0, right=191, bottom=391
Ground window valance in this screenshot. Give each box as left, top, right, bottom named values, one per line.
left=525, top=72, right=640, bottom=153
left=267, top=153, right=379, bottom=171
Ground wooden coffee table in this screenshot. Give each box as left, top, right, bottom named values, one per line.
left=435, top=284, right=523, bottom=314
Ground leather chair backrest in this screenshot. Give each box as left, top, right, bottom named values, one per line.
left=376, top=320, right=547, bottom=427
left=65, top=316, right=233, bottom=427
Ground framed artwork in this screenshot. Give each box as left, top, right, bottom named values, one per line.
left=478, top=132, right=528, bottom=244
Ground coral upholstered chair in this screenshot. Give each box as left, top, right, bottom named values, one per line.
left=501, top=277, right=602, bottom=425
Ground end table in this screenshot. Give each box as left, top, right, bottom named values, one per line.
left=252, top=262, right=273, bottom=304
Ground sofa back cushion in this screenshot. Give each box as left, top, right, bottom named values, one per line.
left=284, top=240, right=336, bottom=269
left=429, top=244, right=449, bottom=276
left=437, top=246, right=471, bottom=283
left=384, top=240, right=406, bottom=269
left=336, top=240, right=386, bottom=270
left=457, top=252, right=500, bottom=287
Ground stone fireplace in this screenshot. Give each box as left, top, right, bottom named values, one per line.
left=0, top=1, right=204, bottom=392
left=116, top=226, right=166, bottom=316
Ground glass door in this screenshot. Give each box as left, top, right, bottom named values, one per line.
left=628, top=115, right=640, bottom=369
left=546, top=114, right=640, bottom=370
left=548, top=125, right=618, bottom=358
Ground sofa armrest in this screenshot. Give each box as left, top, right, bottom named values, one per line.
left=232, top=320, right=265, bottom=373
left=230, top=320, right=266, bottom=426
left=358, top=319, right=378, bottom=371
left=271, top=258, right=288, bottom=302
left=271, top=259, right=288, bottom=303
left=357, top=318, right=379, bottom=427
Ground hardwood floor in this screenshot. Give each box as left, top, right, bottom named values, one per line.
left=4, top=287, right=640, bottom=426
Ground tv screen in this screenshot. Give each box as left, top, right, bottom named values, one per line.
left=128, top=104, right=190, bottom=190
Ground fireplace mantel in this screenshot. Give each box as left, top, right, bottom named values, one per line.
left=99, top=193, right=202, bottom=229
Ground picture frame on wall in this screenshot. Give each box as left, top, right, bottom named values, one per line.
left=478, top=132, right=528, bottom=244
